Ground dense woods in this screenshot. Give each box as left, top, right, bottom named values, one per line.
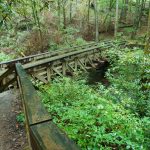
left=0, top=0, right=150, bottom=150
left=0, top=0, right=150, bottom=58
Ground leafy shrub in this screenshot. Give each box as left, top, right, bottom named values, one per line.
left=101, top=47, right=150, bottom=117
left=0, top=34, right=14, bottom=48
left=75, top=37, right=87, bottom=46
left=0, top=52, right=11, bottom=62
left=61, top=27, right=82, bottom=46
left=16, top=113, right=25, bottom=126
left=40, top=78, right=150, bottom=150
left=63, top=27, right=79, bottom=35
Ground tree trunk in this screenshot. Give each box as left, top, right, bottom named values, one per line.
left=120, top=0, right=128, bottom=22
left=63, top=5, right=66, bottom=29
left=87, top=0, right=91, bottom=31
left=69, top=0, right=72, bottom=22
left=57, top=0, right=61, bottom=27
left=31, top=0, right=42, bottom=40
left=138, top=0, right=145, bottom=28
left=94, top=0, right=99, bottom=42
left=115, top=0, right=119, bottom=37
left=132, top=0, right=141, bottom=38
left=145, top=3, right=150, bottom=53
left=102, top=0, right=115, bottom=26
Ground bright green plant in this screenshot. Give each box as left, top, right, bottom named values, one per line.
left=40, top=78, right=150, bottom=149
left=101, top=46, right=150, bottom=117
left=74, top=37, right=87, bottom=46
left=0, top=52, right=11, bottom=62
left=16, top=112, right=25, bottom=126
left=0, top=0, right=13, bottom=28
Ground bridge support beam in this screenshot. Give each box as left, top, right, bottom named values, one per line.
left=26, top=50, right=101, bottom=84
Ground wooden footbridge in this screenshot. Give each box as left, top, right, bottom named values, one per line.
left=0, top=40, right=124, bottom=92
left=0, top=40, right=125, bottom=150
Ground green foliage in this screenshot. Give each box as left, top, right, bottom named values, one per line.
left=48, top=27, right=87, bottom=51
left=75, top=37, right=87, bottom=46
left=40, top=78, right=150, bottom=149
left=0, top=0, right=13, bottom=27
left=0, top=31, right=15, bottom=47
left=0, top=52, right=11, bottom=62
left=62, top=27, right=80, bottom=46
left=123, top=27, right=136, bottom=34
left=16, top=113, right=25, bottom=126
left=101, top=47, right=150, bottom=117
left=48, top=42, right=58, bottom=51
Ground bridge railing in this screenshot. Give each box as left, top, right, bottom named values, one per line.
left=0, top=40, right=123, bottom=69
left=16, top=63, right=80, bottom=150
left=0, top=40, right=126, bottom=92
left=0, top=42, right=96, bottom=69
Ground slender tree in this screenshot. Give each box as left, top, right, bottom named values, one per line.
left=138, top=0, right=145, bottom=28
left=63, top=1, right=67, bottom=29
left=132, top=0, right=141, bottom=38
left=102, top=0, right=115, bottom=32
left=145, top=3, right=150, bottom=53
left=57, top=0, right=61, bottom=27
left=31, top=0, right=41, bottom=30
left=120, top=0, right=128, bottom=22
left=115, top=0, right=119, bottom=37
left=94, top=0, right=99, bottom=42
left=87, top=0, right=91, bottom=32
left=69, top=0, right=73, bottom=22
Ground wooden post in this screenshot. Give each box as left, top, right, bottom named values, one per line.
left=62, top=61, right=66, bottom=76
left=74, top=58, right=78, bottom=71
left=47, top=67, right=51, bottom=82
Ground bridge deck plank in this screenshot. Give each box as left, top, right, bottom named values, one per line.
left=0, top=42, right=96, bottom=68
left=23, top=45, right=100, bottom=70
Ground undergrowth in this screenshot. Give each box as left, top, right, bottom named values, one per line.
left=16, top=113, right=25, bottom=126
left=0, top=52, right=11, bottom=62
left=39, top=46, right=150, bottom=149
left=101, top=47, right=150, bottom=117
left=40, top=78, right=150, bottom=150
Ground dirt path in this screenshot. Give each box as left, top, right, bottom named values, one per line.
left=0, top=90, right=27, bottom=150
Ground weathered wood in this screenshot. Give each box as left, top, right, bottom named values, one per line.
left=0, top=76, right=16, bottom=92
left=35, top=71, right=47, bottom=77
left=52, top=67, right=63, bottom=77
left=17, top=76, right=32, bottom=148
left=34, top=74, right=48, bottom=84
left=74, top=58, right=78, bottom=71
left=87, top=57, right=96, bottom=68
left=47, top=67, right=51, bottom=82
left=67, top=64, right=75, bottom=72
left=23, top=45, right=100, bottom=70
left=16, top=63, right=80, bottom=150
left=0, top=40, right=126, bottom=92
left=0, top=46, right=100, bottom=92
left=16, top=63, right=51, bottom=125
left=30, top=121, right=80, bottom=150
left=0, top=40, right=126, bottom=70
left=0, top=67, right=14, bottom=82
left=0, top=42, right=97, bottom=69
left=77, top=58, right=87, bottom=72
left=62, top=61, right=66, bottom=75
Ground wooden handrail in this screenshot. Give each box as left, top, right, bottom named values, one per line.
left=0, top=42, right=96, bottom=68
left=16, top=63, right=80, bottom=150
left=0, top=40, right=121, bottom=68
